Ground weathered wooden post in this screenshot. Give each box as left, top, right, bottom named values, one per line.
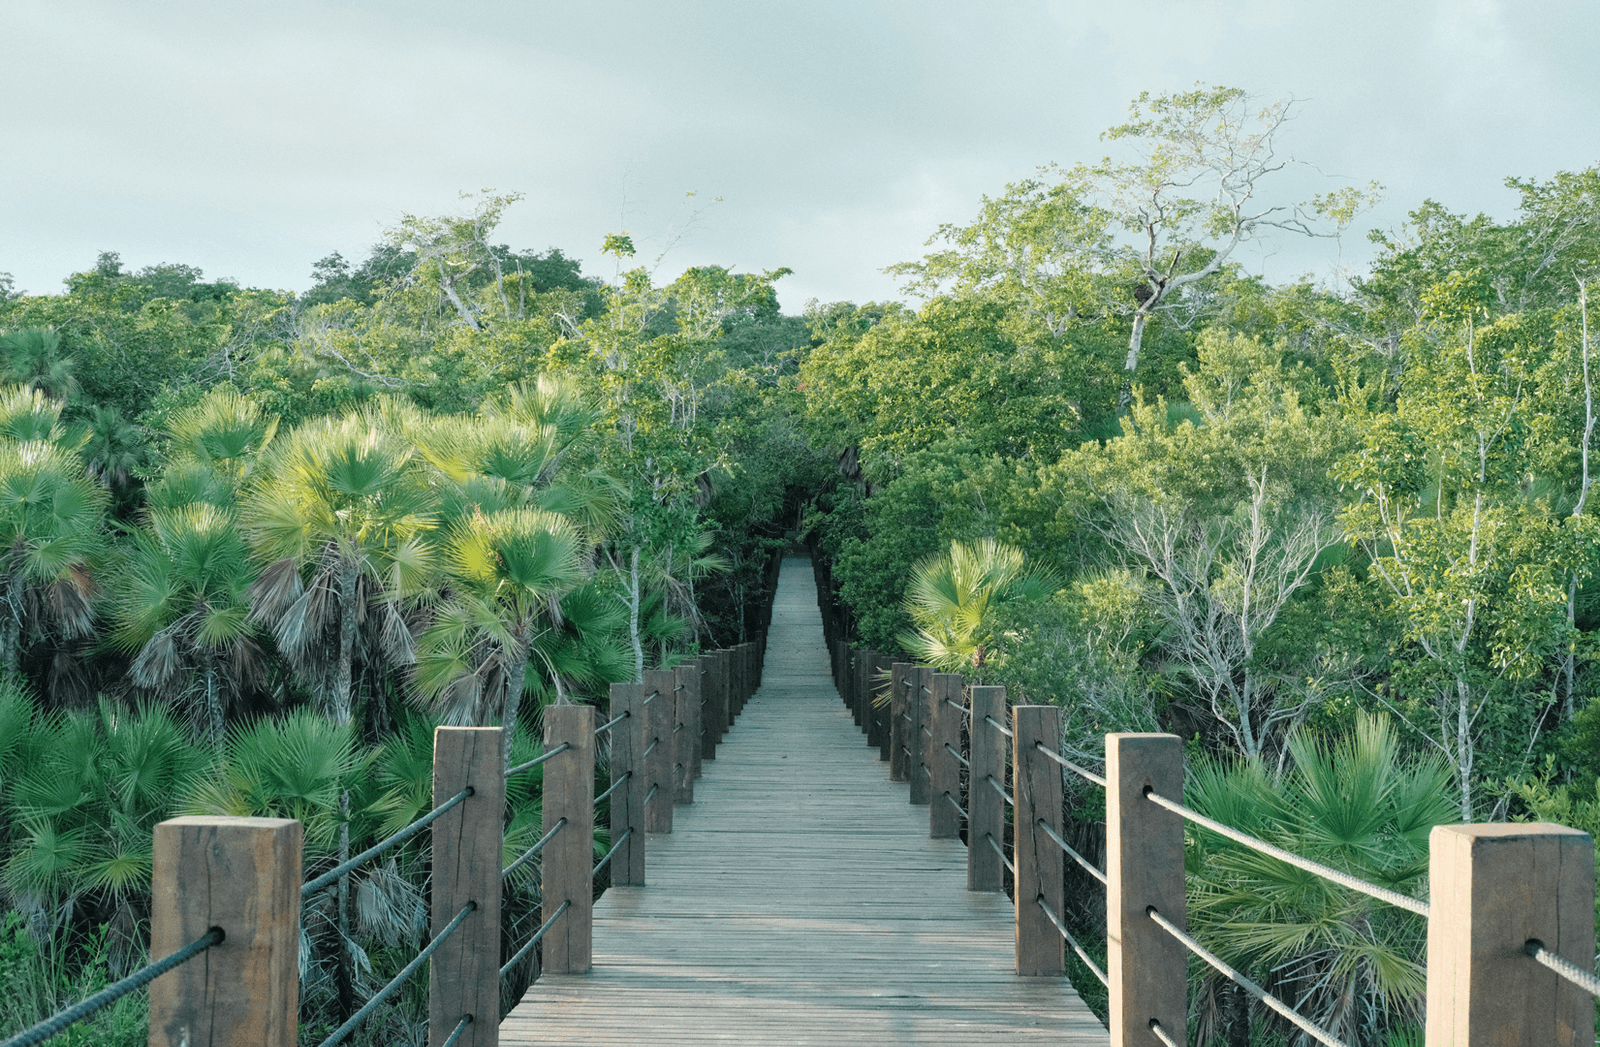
left=541, top=704, right=595, bottom=974
left=908, top=666, right=932, bottom=806
left=697, top=659, right=715, bottom=766
left=873, top=652, right=894, bottom=761
left=1425, top=823, right=1595, bottom=1047
left=641, top=669, right=676, bottom=833
left=429, top=726, right=504, bottom=1047
left=1013, top=705, right=1065, bottom=976
left=674, top=658, right=703, bottom=799
left=927, top=673, right=965, bottom=839
left=968, top=685, right=1007, bottom=892
left=150, top=816, right=301, bottom=1047
left=706, top=650, right=729, bottom=751
left=889, top=662, right=913, bottom=782
left=608, top=682, right=648, bottom=885
left=1107, top=733, right=1186, bottom=1047
left=857, top=646, right=870, bottom=730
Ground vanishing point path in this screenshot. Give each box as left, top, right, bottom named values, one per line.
left=502, top=556, right=1107, bottom=1046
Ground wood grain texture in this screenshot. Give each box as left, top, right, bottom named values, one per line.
left=502, top=558, right=1105, bottom=1046
left=642, top=669, right=677, bottom=833
left=608, top=684, right=648, bottom=886
left=909, top=667, right=932, bottom=806
left=890, top=662, right=912, bottom=783
left=968, top=687, right=1007, bottom=893
left=674, top=660, right=702, bottom=800
left=149, top=816, right=301, bottom=1047
left=1106, top=734, right=1185, bottom=1047
left=541, top=705, right=595, bottom=975
left=1014, top=706, right=1066, bottom=977
left=430, top=727, right=504, bottom=1047
left=928, top=674, right=965, bottom=840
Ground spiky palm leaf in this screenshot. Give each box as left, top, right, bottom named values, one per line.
left=900, top=538, right=1057, bottom=675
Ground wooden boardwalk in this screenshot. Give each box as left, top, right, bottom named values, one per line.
left=502, top=556, right=1108, bottom=1046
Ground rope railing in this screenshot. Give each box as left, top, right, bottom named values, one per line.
left=1148, top=1019, right=1182, bottom=1047
left=943, top=792, right=968, bottom=820
left=503, top=817, right=567, bottom=879
left=1527, top=940, right=1600, bottom=998
left=1143, top=788, right=1430, bottom=917
left=595, top=710, right=629, bottom=736
left=595, top=771, right=632, bottom=805
left=315, top=902, right=476, bottom=1047
left=302, top=787, right=472, bottom=897
left=1036, top=895, right=1107, bottom=987
left=507, top=742, right=571, bottom=778
left=945, top=743, right=969, bottom=768
left=946, top=698, right=968, bottom=716
left=1037, top=819, right=1106, bottom=886
left=593, top=828, right=634, bottom=877
left=985, top=774, right=1013, bottom=806
left=1148, top=906, right=1351, bottom=1047
left=500, top=900, right=572, bottom=978
left=439, top=1014, right=474, bottom=1047
left=1033, top=741, right=1106, bottom=788
left=0, top=927, right=225, bottom=1047
left=986, top=833, right=1014, bottom=876
left=983, top=714, right=1012, bottom=738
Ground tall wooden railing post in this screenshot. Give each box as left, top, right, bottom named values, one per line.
left=641, top=669, right=677, bottom=833
left=541, top=704, right=595, bottom=974
left=429, top=726, right=504, bottom=1047
left=928, top=673, right=965, bottom=839
left=908, top=666, right=931, bottom=806
left=608, top=682, right=648, bottom=885
left=873, top=653, right=894, bottom=761
left=150, top=816, right=301, bottom=1047
left=1013, top=705, right=1065, bottom=976
left=674, top=658, right=702, bottom=799
left=706, top=650, right=729, bottom=752
left=889, top=662, right=912, bottom=782
left=1425, top=823, right=1595, bottom=1047
left=968, top=685, right=1007, bottom=892
left=1107, top=733, right=1185, bottom=1047
left=851, top=645, right=868, bottom=730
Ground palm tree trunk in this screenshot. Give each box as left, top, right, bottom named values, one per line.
left=203, top=661, right=223, bottom=751
left=501, top=623, right=533, bottom=774
left=332, top=552, right=358, bottom=726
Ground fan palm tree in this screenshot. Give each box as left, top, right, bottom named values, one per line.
left=0, top=328, right=78, bottom=402
left=80, top=404, right=149, bottom=492
left=1184, top=714, right=1456, bottom=1047
left=163, top=386, right=279, bottom=490
left=900, top=538, right=1057, bottom=676
left=413, top=508, right=584, bottom=759
left=0, top=438, right=108, bottom=674
left=110, top=503, right=261, bottom=748
left=241, top=411, right=437, bottom=727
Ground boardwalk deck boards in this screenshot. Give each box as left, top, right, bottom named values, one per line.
left=501, top=557, right=1107, bottom=1046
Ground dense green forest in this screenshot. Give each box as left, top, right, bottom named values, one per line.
left=2, top=87, right=1598, bottom=1047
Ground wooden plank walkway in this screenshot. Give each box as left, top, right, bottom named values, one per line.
left=502, top=556, right=1108, bottom=1046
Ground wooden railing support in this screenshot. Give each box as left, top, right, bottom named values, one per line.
left=608, top=682, right=648, bottom=885
left=968, top=685, right=1007, bottom=892
left=541, top=704, right=595, bottom=974
left=873, top=652, right=894, bottom=761
left=429, top=726, right=504, bottom=1047
left=705, top=650, right=729, bottom=752
left=642, top=669, right=677, bottom=833
left=149, top=816, right=301, bottom=1047
left=908, top=666, right=931, bottom=806
left=1013, top=705, right=1065, bottom=976
left=852, top=645, right=869, bottom=729
left=674, top=658, right=703, bottom=798
left=1426, top=823, right=1595, bottom=1047
left=1107, top=733, right=1185, bottom=1047
left=889, top=662, right=912, bottom=783
left=927, top=673, right=965, bottom=839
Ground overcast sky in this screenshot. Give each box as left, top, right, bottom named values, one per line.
left=3, top=0, right=1596, bottom=312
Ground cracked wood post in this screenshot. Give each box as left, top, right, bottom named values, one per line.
left=541, top=703, right=594, bottom=974
left=1425, top=823, right=1595, bottom=1047
left=908, top=666, right=932, bottom=806
left=674, top=658, right=702, bottom=799
left=1014, top=705, right=1065, bottom=976
left=608, top=682, right=648, bottom=885
left=1107, top=733, right=1185, bottom=1047
left=430, top=726, right=504, bottom=1047
left=149, top=816, right=301, bottom=1047
left=641, top=668, right=676, bottom=833
left=968, top=685, right=1006, bottom=892
left=889, top=662, right=912, bottom=782
left=928, top=673, right=965, bottom=840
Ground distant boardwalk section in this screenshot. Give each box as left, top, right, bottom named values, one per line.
left=501, top=556, right=1106, bottom=1045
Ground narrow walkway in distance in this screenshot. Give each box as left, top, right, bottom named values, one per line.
left=502, top=556, right=1107, bottom=1046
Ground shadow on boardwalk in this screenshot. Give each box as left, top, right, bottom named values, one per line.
left=501, top=556, right=1107, bottom=1046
